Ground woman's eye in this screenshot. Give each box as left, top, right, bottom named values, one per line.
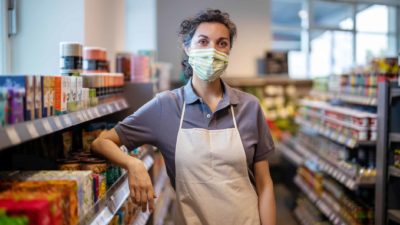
left=199, top=39, right=208, bottom=46
left=219, top=42, right=228, bottom=48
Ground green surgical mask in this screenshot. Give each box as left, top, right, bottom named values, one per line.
left=188, top=48, right=229, bottom=82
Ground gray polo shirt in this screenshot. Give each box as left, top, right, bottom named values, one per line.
left=115, top=79, right=275, bottom=188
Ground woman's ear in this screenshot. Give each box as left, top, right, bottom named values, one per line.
left=183, top=45, right=190, bottom=55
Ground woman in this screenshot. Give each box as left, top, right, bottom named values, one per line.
left=92, top=9, right=276, bottom=225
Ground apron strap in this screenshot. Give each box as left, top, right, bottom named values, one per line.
left=230, top=105, right=238, bottom=129
left=180, top=103, right=187, bottom=129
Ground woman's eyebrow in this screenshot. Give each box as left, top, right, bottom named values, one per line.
left=197, top=34, right=209, bottom=39
left=218, top=37, right=229, bottom=41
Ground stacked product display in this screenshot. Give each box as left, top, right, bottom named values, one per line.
left=311, top=57, right=399, bottom=106
left=116, top=50, right=156, bottom=83
left=0, top=41, right=173, bottom=225
left=278, top=57, right=399, bottom=225
left=224, top=76, right=312, bottom=140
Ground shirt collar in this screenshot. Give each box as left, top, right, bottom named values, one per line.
left=183, top=78, right=239, bottom=106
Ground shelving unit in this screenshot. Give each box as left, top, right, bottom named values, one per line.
left=310, top=90, right=377, bottom=106
left=294, top=176, right=346, bottom=225
left=295, top=117, right=375, bottom=148
left=0, top=97, right=128, bottom=151
left=80, top=150, right=154, bottom=225
left=279, top=138, right=374, bottom=190
left=376, top=81, right=400, bottom=225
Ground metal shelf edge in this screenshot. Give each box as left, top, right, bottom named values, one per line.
left=86, top=153, right=154, bottom=225
left=388, top=210, right=400, bottom=224
left=0, top=98, right=129, bottom=152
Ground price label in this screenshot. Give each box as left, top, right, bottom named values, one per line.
left=115, top=102, right=121, bottom=111
left=77, top=111, right=84, bottom=122
left=54, top=117, right=62, bottom=129
left=106, top=104, right=113, bottom=113
left=82, top=110, right=89, bottom=120
left=87, top=109, right=94, bottom=119
left=63, top=115, right=72, bottom=126
left=42, top=119, right=53, bottom=133
left=26, top=122, right=39, bottom=138
left=5, top=126, right=21, bottom=145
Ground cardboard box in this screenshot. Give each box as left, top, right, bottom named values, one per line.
left=0, top=199, right=51, bottom=225
left=54, top=76, right=69, bottom=114
left=0, top=76, right=26, bottom=124
left=76, top=76, right=83, bottom=110
left=34, top=75, right=43, bottom=119
left=68, top=76, right=77, bottom=112
left=25, top=76, right=35, bottom=121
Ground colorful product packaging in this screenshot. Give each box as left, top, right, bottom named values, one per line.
left=76, top=76, right=83, bottom=110
left=34, top=75, right=43, bottom=119
left=68, top=76, right=77, bottom=112
left=42, top=76, right=54, bottom=117
left=0, top=199, right=51, bottom=225
left=0, top=191, right=63, bottom=225
left=24, top=76, right=35, bottom=121
left=0, top=88, right=7, bottom=127
left=54, top=76, right=69, bottom=114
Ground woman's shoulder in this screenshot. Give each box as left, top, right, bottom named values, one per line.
left=155, top=86, right=185, bottom=106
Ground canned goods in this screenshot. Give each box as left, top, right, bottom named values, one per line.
left=57, top=159, right=80, bottom=171
left=60, top=42, right=83, bottom=76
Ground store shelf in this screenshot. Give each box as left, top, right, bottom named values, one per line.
left=390, top=133, right=400, bottom=142
left=131, top=167, right=169, bottom=225
left=80, top=152, right=154, bottom=225
left=388, top=210, right=400, bottom=224
left=390, top=166, right=400, bottom=177
left=310, top=90, right=377, bottom=106
left=0, top=97, right=129, bottom=152
left=223, top=76, right=312, bottom=87
left=295, top=117, right=376, bottom=149
left=295, top=142, right=375, bottom=190
left=294, top=176, right=346, bottom=225
left=276, top=143, right=303, bottom=166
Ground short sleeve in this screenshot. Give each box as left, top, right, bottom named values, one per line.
left=114, top=95, right=162, bottom=150
left=254, top=104, right=275, bottom=162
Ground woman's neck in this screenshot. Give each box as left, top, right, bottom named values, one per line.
left=191, top=74, right=223, bottom=112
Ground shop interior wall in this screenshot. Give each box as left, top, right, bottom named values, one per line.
left=125, top=0, right=157, bottom=54
left=156, top=0, right=272, bottom=80
left=8, top=0, right=125, bottom=75
left=9, top=0, right=85, bottom=74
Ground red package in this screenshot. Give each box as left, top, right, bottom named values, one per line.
left=0, top=199, right=51, bottom=225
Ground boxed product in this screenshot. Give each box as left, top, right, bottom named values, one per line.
left=24, top=76, right=35, bottom=121
left=34, top=75, right=43, bottom=119
left=0, top=76, right=26, bottom=125
left=12, top=180, right=78, bottom=225
left=0, top=199, right=51, bottom=225
left=76, top=76, right=83, bottom=110
left=0, top=170, right=92, bottom=219
left=54, top=76, right=69, bottom=114
left=42, top=76, right=55, bottom=117
left=0, top=191, right=63, bottom=225
left=0, top=88, right=7, bottom=127
left=68, top=76, right=77, bottom=112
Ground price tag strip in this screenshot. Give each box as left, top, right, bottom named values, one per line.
left=5, top=126, right=21, bottom=145
left=63, top=115, right=73, bottom=126
left=42, top=119, right=53, bottom=133
left=106, top=104, right=113, bottom=113
left=26, top=122, right=39, bottom=139
left=53, top=117, right=63, bottom=130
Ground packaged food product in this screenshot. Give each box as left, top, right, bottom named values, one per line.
left=80, top=158, right=107, bottom=174
left=99, top=174, right=107, bottom=199
left=68, top=76, right=77, bottom=112
left=62, top=131, right=73, bottom=158
left=24, top=76, right=35, bottom=121
left=57, top=159, right=80, bottom=171
left=0, top=180, right=78, bottom=225
left=34, top=75, right=43, bottom=119
left=394, top=149, right=400, bottom=169
left=60, top=42, right=83, bottom=76
left=0, top=88, right=7, bottom=127
left=54, top=76, right=69, bottom=114
left=0, top=191, right=63, bottom=225
left=91, top=173, right=100, bottom=203
left=0, top=199, right=51, bottom=225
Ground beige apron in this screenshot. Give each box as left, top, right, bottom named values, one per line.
left=175, top=103, right=261, bottom=225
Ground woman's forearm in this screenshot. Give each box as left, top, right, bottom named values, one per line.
left=258, top=183, right=276, bottom=225
left=91, top=130, right=138, bottom=169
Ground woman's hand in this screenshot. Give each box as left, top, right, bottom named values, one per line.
left=126, top=157, right=156, bottom=213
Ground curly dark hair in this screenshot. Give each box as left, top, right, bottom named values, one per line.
left=179, top=9, right=237, bottom=78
